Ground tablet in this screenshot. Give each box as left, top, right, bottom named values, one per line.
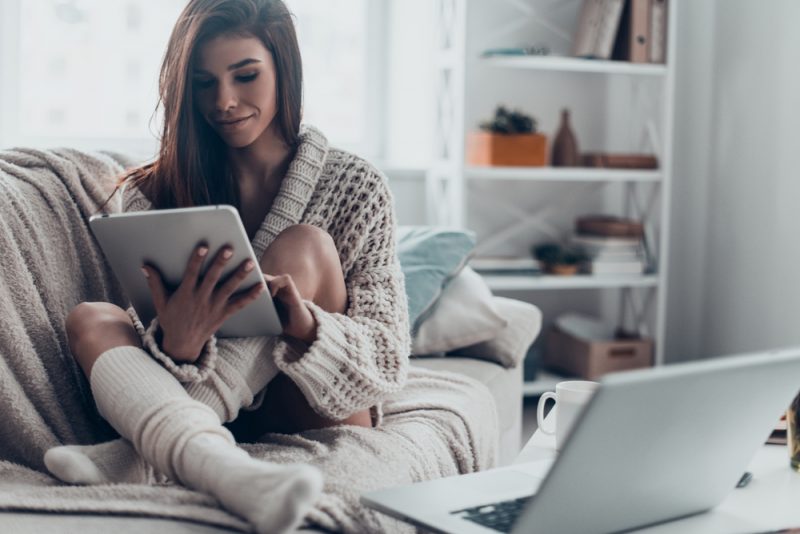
left=89, top=205, right=282, bottom=338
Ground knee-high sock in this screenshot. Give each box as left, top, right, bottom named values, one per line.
left=45, top=336, right=279, bottom=485
left=45, top=346, right=322, bottom=534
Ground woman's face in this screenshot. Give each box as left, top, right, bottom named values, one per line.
left=193, top=34, right=279, bottom=148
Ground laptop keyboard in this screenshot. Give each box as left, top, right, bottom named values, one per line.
left=451, top=496, right=531, bottom=533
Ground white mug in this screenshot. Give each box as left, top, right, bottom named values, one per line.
left=536, top=380, right=599, bottom=450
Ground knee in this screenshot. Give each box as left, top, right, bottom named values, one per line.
left=261, top=224, right=340, bottom=273
left=66, top=302, right=132, bottom=354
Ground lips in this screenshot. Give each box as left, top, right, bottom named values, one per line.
left=215, top=115, right=252, bottom=128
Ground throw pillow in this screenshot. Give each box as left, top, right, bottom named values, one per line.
left=411, top=266, right=507, bottom=355
left=396, top=226, right=475, bottom=332
left=451, top=296, right=543, bottom=368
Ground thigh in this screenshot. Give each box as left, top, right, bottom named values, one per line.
left=65, top=302, right=142, bottom=378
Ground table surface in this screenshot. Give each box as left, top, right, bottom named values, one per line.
left=514, top=414, right=800, bottom=534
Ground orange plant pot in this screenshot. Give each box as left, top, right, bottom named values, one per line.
left=466, top=131, right=548, bottom=167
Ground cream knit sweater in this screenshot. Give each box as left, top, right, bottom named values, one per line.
left=120, top=125, right=410, bottom=425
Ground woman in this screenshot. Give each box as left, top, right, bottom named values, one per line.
left=43, top=1, right=411, bottom=533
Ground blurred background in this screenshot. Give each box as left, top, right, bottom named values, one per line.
left=1, top=0, right=799, bottom=372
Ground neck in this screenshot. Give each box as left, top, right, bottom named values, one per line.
left=227, top=124, right=294, bottom=190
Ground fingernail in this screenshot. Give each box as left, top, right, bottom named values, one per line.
left=198, top=246, right=209, bottom=257
left=244, top=260, right=254, bottom=271
left=223, top=249, right=233, bottom=259
left=140, top=267, right=149, bottom=278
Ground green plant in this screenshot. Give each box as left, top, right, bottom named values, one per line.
left=532, top=242, right=589, bottom=266
left=480, top=105, right=538, bottom=134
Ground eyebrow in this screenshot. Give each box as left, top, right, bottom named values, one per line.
left=194, top=58, right=262, bottom=75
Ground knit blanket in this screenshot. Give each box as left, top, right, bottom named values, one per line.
left=0, top=148, right=498, bottom=533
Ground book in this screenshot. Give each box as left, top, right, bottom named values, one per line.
left=649, top=0, right=668, bottom=63
left=611, top=0, right=650, bottom=63
left=587, top=259, right=646, bottom=275
left=572, top=0, right=625, bottom=60
left=470, top=256, right=541, bottom=273
left=573, top=234, right=643, bottom=250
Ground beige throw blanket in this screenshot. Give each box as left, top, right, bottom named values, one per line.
left=0, top=148, right=498, bottom=532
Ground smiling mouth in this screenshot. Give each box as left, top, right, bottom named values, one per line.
left=215, top=115, right=252, bottom=127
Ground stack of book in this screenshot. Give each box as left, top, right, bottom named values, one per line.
left=572, top=215, right=648, bottom=275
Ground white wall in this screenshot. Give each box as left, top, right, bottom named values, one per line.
left=665, top=0, right=800, bottom=361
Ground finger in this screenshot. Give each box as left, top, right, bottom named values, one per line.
left=215, top=257, right=257, bottom=302
left=198, top=246, right=235, bottom=297
left=266, top=274, right=292, bottom=298
left=270, top=274, right=305, bottom=308
left=141, top=264, right=169, bottom=314
left=223, top=282, right=266, bottom=317
left=178, top=244, right=209, bottom=293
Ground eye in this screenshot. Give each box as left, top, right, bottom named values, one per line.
left=193, top=78, right=215, bottom=90
left=236, top=72, right=259, bottom=83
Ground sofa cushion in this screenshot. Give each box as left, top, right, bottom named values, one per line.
left=396, top=226, right=475, bottom=332
left=411, top=267, right=507, bottom=355
left=451, top=297, right=542, bottom=368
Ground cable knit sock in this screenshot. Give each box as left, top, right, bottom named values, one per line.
left=46, top=336, right=280, bottom=485
left=180, top=433, right=323, bottom=533
left=45, top=438, right=154, bottom=485
left=44, top=345, right=322, bottom=534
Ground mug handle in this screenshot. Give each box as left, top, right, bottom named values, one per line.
left=537, top=392, right=557, bottom=436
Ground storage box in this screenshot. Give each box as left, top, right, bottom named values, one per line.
left=544, top=325, right=653, bottom=380
left=467, top=131, right=548, bottom=167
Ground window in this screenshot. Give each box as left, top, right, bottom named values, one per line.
left=0, top=0, right=432, bottom=166
left=1, top=0, right=379, bottom=157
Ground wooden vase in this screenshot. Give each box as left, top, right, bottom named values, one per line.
left=552, top=108, right=580, bottom=167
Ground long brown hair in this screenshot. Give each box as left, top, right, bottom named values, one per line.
left=105, top=0, right=302, bottom=210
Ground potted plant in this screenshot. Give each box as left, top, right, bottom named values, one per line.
left=532, top=242, right=589, bottom=276
left=467, top=106, right=548, bottom=167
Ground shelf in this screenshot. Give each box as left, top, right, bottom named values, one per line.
left=464, top=166, right=661, bottom=182
left=483, top=55, right=668, bottom=76
left=484, top=274, right=659, bottom=291
left=523, top=370, right=565, bottom=397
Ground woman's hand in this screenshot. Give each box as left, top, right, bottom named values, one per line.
left=141, top=244, right=266, bottom=363
left=264, top=273, right=318, bottom=344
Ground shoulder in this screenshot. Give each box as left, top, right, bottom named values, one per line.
left=321, top=147, right=392, bottom=200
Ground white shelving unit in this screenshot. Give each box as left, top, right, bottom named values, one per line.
left=430, top=0, right=678, bottom=397
left=484, top=274, right=660, bottom=292
left=483, top=54, right=668, bottom=76
left=465, top=166, right=662, bottom=182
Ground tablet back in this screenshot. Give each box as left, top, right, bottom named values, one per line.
left=90, top=205, right=282, bottom=338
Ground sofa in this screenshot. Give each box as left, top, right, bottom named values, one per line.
left=0, top=148, right=540, bottom=532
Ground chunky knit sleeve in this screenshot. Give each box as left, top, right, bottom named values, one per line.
left=271, top=178, right=411, bottom=423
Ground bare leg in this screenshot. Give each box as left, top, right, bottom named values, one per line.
left=229, top=224, right=372, bottom=439
left=65, top=302, right=142, bottom=379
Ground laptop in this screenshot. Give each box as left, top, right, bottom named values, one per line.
left=361, top=347, right=800, bottom=533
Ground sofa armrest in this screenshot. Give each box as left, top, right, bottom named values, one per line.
left=412, top=357, right=523, bottom=466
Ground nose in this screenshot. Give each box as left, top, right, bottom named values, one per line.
left=215, top=81, right=237, bottom=113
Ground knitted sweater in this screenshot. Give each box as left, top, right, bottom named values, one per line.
left=120, top=125, right=411, bottom=424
